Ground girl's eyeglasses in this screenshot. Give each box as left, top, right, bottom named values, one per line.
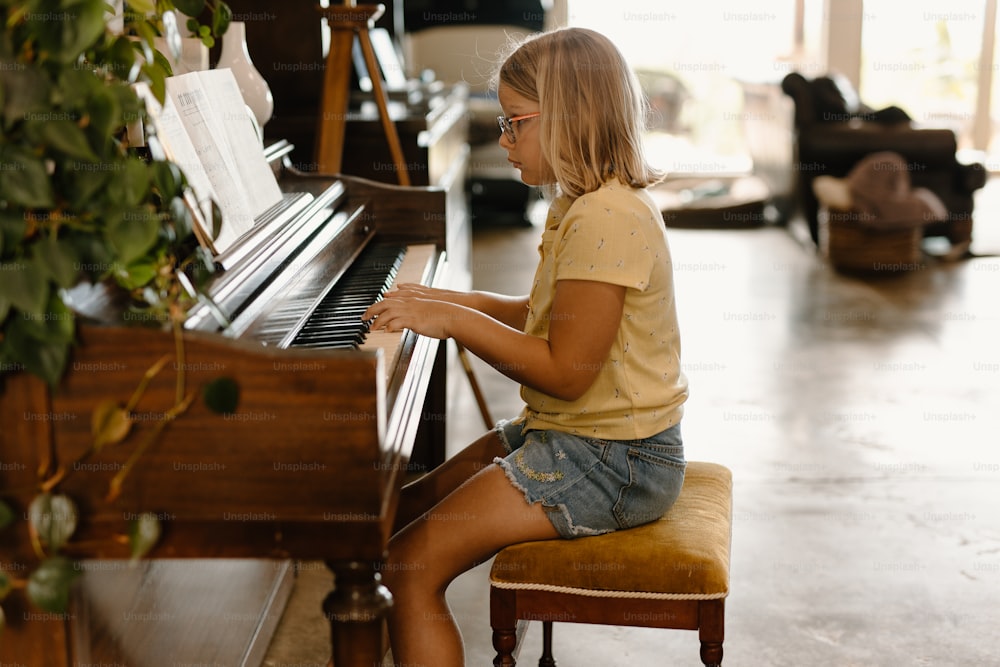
left=497, top=112, right=540, bottom=143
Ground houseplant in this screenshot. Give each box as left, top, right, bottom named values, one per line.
left=0, top=0, right=236, bottom=632
left=145, top=0, right=232, bottom=48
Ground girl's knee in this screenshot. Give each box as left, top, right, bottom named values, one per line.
left=385, top=532, right=432, bottom=593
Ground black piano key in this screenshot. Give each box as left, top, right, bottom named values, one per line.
left=289, top=244, right=406, bottom=350
left=293, top=334, right=363, bottom=346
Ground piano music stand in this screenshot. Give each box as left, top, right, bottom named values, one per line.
left=316, top=2, right=410, bottom=185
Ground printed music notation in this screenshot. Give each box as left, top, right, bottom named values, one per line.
left=137, top=69, right=283, bottom=254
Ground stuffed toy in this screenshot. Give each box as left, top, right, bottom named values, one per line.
left=812, top=151, right=949, bottom=230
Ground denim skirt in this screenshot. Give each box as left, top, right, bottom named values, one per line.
left=494, top=419, right=686, bottom=539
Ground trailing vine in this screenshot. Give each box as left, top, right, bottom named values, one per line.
left=0, top=0, right=238, bottom=633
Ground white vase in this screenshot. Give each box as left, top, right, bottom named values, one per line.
left=154, top=36, right=210, bottom=75
left=216, top=21, right=274, bottom=129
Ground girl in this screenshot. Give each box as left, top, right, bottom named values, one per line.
left=362, top=27, right=688, bottom=666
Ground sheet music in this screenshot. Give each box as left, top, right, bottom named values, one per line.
left=194, top=69, right=283, bottom=216
left=164, top=74, right=257, bottom=251
left=134, top=83, right=219, bottom=249
left=138, top=69, right=284, bottom=254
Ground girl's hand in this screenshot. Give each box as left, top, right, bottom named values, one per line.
left=390, top=284, right=463, bottom=303
left=362, top=293, right=466, bottom=340
left=365, top=279, right=624, bottom=402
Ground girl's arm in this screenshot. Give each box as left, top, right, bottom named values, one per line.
left=363, top=279, right=624, bottom=401
left=390, top=284, right=529, bottom=331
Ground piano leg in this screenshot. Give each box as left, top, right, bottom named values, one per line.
left=324, top=559, right=393, bottom=667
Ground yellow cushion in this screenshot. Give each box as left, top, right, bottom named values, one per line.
left=490, top=462, right=732, bottom=600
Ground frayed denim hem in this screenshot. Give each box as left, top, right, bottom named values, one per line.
left=493, top=456, right=613, bottom=539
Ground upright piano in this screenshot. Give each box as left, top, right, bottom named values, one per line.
left=0, top=141, right=454, bottom=666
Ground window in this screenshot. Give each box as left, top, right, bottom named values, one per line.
left=568, top=1, right=802, bottom=175
left=860, top=1, right=987, bottom=152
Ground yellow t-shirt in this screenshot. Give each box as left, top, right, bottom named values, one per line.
left=517, top=181, right=688, bottom=439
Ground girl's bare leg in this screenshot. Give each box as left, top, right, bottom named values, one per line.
left=385, top=456, right=558, bottom=667
left=393, top=430, right=507, bottom=532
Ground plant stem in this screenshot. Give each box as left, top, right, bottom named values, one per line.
left=125, top=353, right=171, bottom=413
left=172, top=314, right=185, bottom=405
left=106, top=391, right=196, bottom=503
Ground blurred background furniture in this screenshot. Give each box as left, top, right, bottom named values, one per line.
left=401, top=0, right=548, bottom=225
left=737, top=74, right=796, bottom=224
left=226, top=0, right=472, bottom=288
left=781, top=71, right=987, bottom=249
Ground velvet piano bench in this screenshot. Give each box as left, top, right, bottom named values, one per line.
left=489, top=461, right=733, bottom=666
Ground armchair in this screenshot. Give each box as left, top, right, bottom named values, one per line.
left=781, top=71, right=986, bottom=249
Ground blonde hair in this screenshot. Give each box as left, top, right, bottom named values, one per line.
left=495, top=28, right=663, bottom=199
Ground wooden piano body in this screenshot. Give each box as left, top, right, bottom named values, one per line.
left=0, top=147, right=452, bottom=666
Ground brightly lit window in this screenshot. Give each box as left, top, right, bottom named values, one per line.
left=860, top=1, right=986, bottom=150
left=567, top=1, right=802, bottom=175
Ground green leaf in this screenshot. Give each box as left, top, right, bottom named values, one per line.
left=32, top=118, right=98, bottom=162
left=0, top=501, right=14, bottom=531
left=168, top=195, right=193, bottom=240
left=128, top=512, right=161, bottom=563
left=56, top=0, right=108, bottom=64
left=0, top=211, right=26, bottom=254
left=210, top=199, right=223, bottom=239
left=39, top=294, right=75, bottom=345
left=139, top=58, right=168, bottom=104
left=0, top=147, right=55, bottom=209
left=106, top=34, right=139, bottom=83
left=117, top=258, right=157, bottom=289
left=26, top=556, right=81, bottom=614
left=0, top=569, right=11, bottom=601
left=173, top=0, right=207, bottom=19
left=64, top=161, right=110, bottom=208
left=104, top=206, right=159, bottom=265
left=127, top=0, right=157, bottom=14
left=0, top=256, right=49, bottom=316
left=150, top=160, right=184, bottom=198
left=34, top=237, right=80, bottom=289
left=202, top=376, right=239, bottom=414
left=183, top=244, right=216, bottom=289
left=130, top=19, right=157, bottom=66
left=28, top=494, right=78, bottom=553
left=120, top=158, right=151, bottom=206
left=7, top=294, right=75, bottom=357
left=0, top=66, right=52, bottom=128
left=108, top=80, right=145, bottom=131
left=4, top=320, right=70, bottom=387
left=83, top=85, right=123, bottom=149
left=91, top=399, right=132, bottom=451
left=65, top=229, right=116, bottom=281
left=54, top=67, right=101, bottom=112
left=212, top=2, right=232, bottom=37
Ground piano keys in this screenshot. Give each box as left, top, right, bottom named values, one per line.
left=0, top=142, right=453, bottom=667
left=287, top=242, right=411, bottom=349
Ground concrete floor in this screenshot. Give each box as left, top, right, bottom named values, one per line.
left=264, top=183, right=1000, bottom=666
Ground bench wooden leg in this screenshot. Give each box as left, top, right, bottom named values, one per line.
left=698, top=599, right=725, bottom=666
left=492, top=588, right=518, bottom=666
left=538, top=620, right=556, bottom=667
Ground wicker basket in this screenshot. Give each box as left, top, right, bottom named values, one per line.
left=818, top=207, right=925, bottom=274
